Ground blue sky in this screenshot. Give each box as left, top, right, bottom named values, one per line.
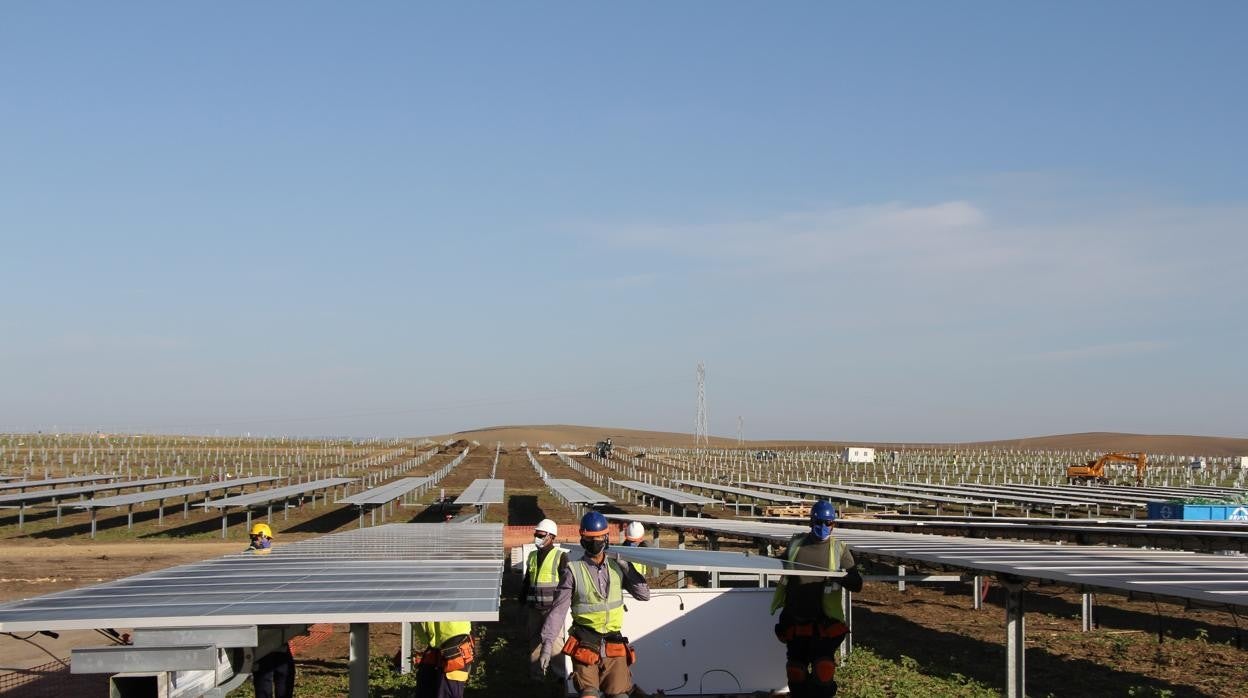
left=1, top=2, right=1245, bottom=440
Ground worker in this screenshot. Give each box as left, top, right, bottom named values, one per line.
left=244, top=523, right=294, bottom=698
left=770, top=500, right=863, bottom=698
left=247, top=522, right=274, bottom=552
left=414, top=621, right=475, bottom=698
left=521, top=518, right=566, bottom=679
left=619, top=521, right=648, bottom=576
left=251, top=644, right=295, bottom=698
left=539, top=511, right=649, bottom=698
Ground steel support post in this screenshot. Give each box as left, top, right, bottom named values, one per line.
left=1004, top=582, right=1025, bottom=698
left=898, top=565, right=906, bottom=592
left=349, top=622, right=369, bottom=698
left=221, top=510, right=228, bottom=538
left=1081, top=593, right=1094, bottom=632
left=157, top=499, right=164, bottom=526
left=184, top=495, right=190, bottom=519
left=371, top=508, right=377, bottom=526
left=359, top=508, right=365, bottom=529
left=127, top=504, right=134, bottom=530
left=677, top=530, right=686, bottom=588
left=841, top=588, right=853, bottom=660
left=90, top=508, right=97, bottom=538
left=400, top=622, right=412, bottom=674
left=18, top=503, right=24, bottom=530
left=973, top=575, right=983, bottom=610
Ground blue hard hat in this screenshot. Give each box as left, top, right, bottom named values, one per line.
left=810, top=500, right=837, bottom=522
left=579, top=511, right=609, bottom=535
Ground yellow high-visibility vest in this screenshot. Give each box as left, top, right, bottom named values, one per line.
left=525, top=547, right=565, bottom=609
left=770, top=533, right=846, bottom=622
left=569, top=559, right=624, bottom=633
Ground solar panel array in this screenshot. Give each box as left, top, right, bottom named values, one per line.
left=546, top=478, right=614, bottom=505
left=675, top=480, right=807, bottom=504
left=0, top=474, right=118, bottom=493
left=0, top=523, right=505, bottom=631
left=339, top=477, right=432, bottom=506
left=742, top=481, right=912, bottom=508
left=615, top=480, right=720, bottom=506
left=0, top=476, right=197, bottom=506
left=69, top=476, right=280, bottom=510
left=454, top=479, right=505, bottom=505
left=200, top=477, right=356, bottom=510
left=608, top=514, right=1248, bottom=610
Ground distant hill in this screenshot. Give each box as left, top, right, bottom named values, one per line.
left=445, top=425, right=1248, bottom=457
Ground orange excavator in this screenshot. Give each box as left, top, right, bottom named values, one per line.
left=1066, top=452, right=1147, bottom=485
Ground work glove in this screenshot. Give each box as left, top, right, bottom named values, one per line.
left=539, top=644, right=552, bottom=673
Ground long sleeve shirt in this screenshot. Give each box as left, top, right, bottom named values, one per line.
left=539, top=554, right=650, bottom=645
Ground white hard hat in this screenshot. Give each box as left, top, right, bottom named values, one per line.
left=536, top=519, right=558, bottom=536
left=625, top=521, right=645, bottom=541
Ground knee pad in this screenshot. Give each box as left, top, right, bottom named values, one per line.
left=786, top=661, right=808, bottom=685
left=813, top=657, right=837, bottom=685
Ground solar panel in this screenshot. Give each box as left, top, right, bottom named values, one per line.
left=605, top=514, right=1248, bottom=610
left=610, top=546, right=845, bottom=578
left=546, top=479, right=614, bottom=505
left=675, top=480, right=806, bottom=504
left=454, top=479, right=505, bottom=505
left=0, top=523, right=505, bottom=631
left=615, top=481, right=719, bottom=506
left=0, top=474, right=119, bottom=493
left=740, top=481, right=913, bottom=507
left=339, top=477, right=433, bottom=506
left=0, top=476, right=197, bottom=507
left=200, top=478, right=355, bottom=510
left=70, top=477, right=280, bottom=510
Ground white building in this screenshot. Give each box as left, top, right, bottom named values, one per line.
left=843, top=447, right=875, bottom=464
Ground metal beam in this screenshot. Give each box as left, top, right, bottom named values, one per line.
left=71, top=645, right=219, bottom=674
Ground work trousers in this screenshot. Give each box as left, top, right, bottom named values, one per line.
left=571, top=652, right=631, bottom=698
left=252, top=646, right=295, bottom=698
left=526, top=605, right=567, bottom=679
left=784, top=631, right=845, bottom=698
left=416, top=663, right=467, bottom=698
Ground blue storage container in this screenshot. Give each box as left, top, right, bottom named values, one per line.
left=1147, top=502, right=1248, bottom=521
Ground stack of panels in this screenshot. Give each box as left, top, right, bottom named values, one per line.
left=0, top=523, right=504, bottom=631
left=454, top=479, right=505, bottom=505
left=72, top=476, right=280, bottom=510
left=547, top=479, right=614, bottom=505
left=200, top=478, right=356, bottom=510
left=339, top=477, right=432, bottom=506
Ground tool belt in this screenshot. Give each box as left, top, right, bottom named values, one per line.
left=418, top=634, right=475, bottom=673
left=774, top=616, right=849, bottom=644
left=562, top=626, right=635, bottom=666
left=438, top=634, right=475, bottom=673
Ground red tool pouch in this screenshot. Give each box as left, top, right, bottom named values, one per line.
left=439, top=634, right=475, bottom=673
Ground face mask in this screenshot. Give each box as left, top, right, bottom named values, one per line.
left=581, top=537, right=607, bottom=556
left=534, top=536, right=548, bottom=547
left=810, top=522, right=832, bottom=540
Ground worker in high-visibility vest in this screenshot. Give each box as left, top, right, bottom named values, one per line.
left=770, top=500, right=862, bottom=698
left=521, top=518, right=566, bottom=679
left=538, top=511, right=649, bottom=698
left=413, top=620, right=475, bottom=698
left=619, top=521, right=648, bottom=576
